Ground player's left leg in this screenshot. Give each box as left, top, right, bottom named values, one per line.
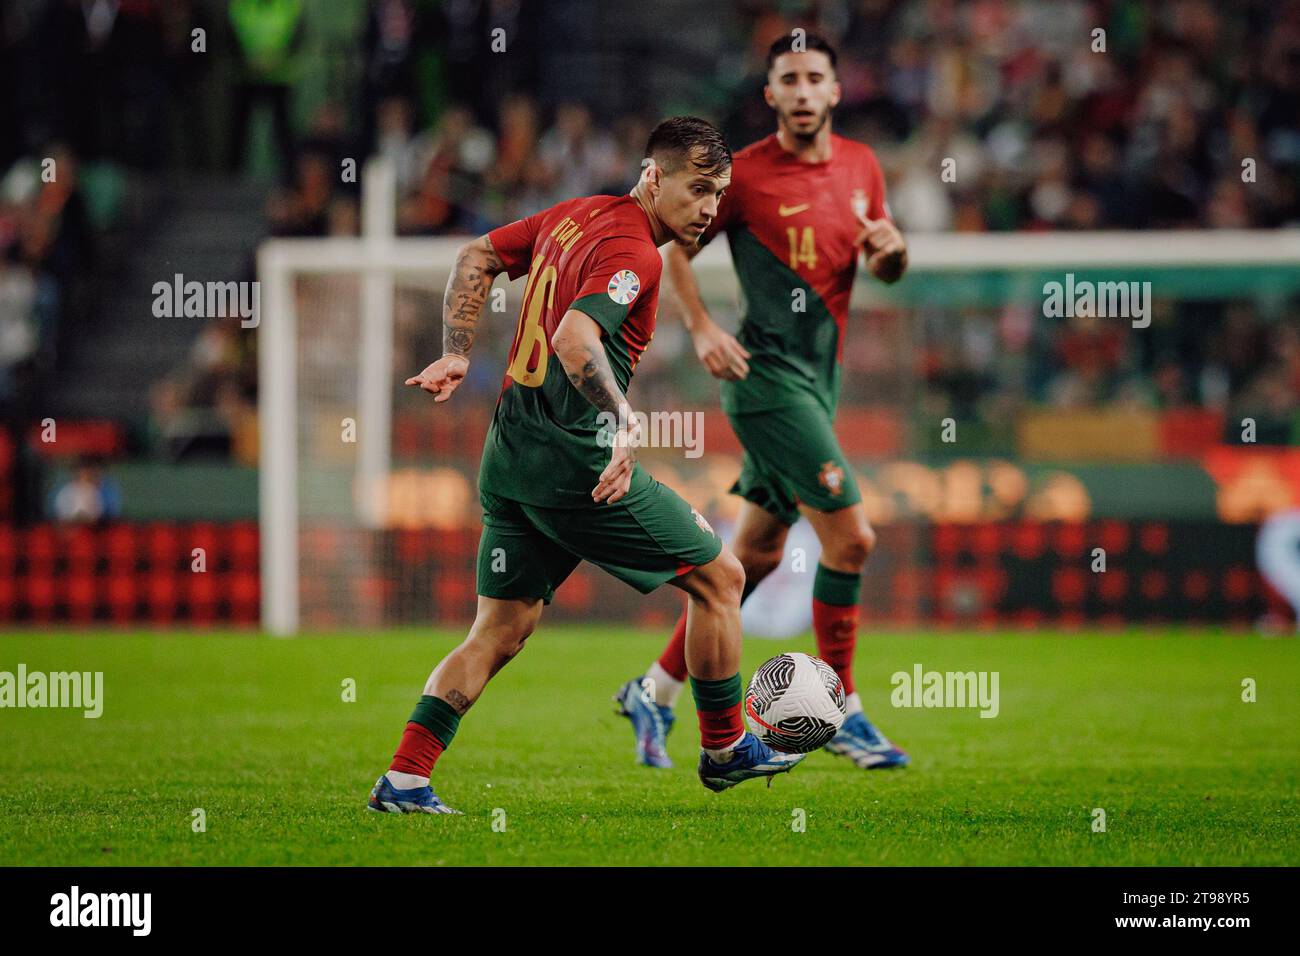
left=370, top=595, right=544, bottom=814
left=800, top=502, right=909, bottom=769
left=369, top=490, right=578, bottom=814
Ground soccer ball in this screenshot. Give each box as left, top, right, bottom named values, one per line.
left=744, top=653, right=847, bottom=753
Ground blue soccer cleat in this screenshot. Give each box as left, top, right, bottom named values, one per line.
left=367, top=774, right=460, bottom=814
left=824, top=712, right=911, bottom=769
left=697, top=732, right=806, bottom=792
left=613, top=676, right=676, bottom=768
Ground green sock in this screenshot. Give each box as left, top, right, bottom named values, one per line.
left=813, top=563, right=861, bottom=606
left=690, top=673, right=742, bottom=711
left=408, top=694, right=461, bottom=747
left=691, top=673, right=744, bottom=751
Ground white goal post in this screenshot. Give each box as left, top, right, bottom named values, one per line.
left=256, top=157, right=1300, bottom=635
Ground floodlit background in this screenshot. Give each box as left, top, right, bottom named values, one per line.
left=1, top=0, right=1298, bottom=632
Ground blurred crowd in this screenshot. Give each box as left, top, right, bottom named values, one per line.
left=1, top=0, right=1297, bottom=477
left=0, top=144, right=90, bottom=411
left=894, top=297, right=1300, bottom=442
left=256, top=0, right=1300, bottom=237
left=802, top=0, right=1300, bottom=232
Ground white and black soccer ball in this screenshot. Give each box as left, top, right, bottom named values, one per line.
left=745, top=653, right=847, bottom=753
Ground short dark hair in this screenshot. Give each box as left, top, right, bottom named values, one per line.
left=644, top=116, right=731, bottom=178
left=766, top=31, right=838, bottom=71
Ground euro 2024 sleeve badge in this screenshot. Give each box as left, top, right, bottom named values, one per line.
left=607, top=270, right=640, bottom=305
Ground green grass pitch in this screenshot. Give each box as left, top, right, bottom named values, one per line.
left=1, top=627, right=1297, bottom=866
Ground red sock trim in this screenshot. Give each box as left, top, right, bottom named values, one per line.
left=388, top=721, right=447, bottom=777
left=698, top=703, right=744, bottom=750
left=812, top=597, right=858, bottom=695
left=657, top=606, right=689, bottom=682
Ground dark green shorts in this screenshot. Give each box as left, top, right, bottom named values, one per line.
left=729, top=403, right=861, bottom=526
left=476, top=467, right=723, bottom=603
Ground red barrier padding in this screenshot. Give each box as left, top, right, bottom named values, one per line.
left=1159, top=409, right=1225, bottom=458
left=26, top=419, right=126, bottom=459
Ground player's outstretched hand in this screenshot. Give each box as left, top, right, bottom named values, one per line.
left=854, top=216, right=907, bottom=284
left=405, top=355, right=469, bottom=403
left=592, top=418, right=642, bottom=505
left=692, top=318, right=751, bottom=381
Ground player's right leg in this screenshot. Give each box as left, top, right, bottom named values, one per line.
left=619, top=500, right=790, bottom=766
left=521, top=470, right=802, bottom=789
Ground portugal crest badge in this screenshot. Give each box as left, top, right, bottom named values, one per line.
left=818, top=461, right=845, bottom=496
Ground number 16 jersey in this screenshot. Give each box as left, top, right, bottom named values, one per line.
left=479, top=194, right=663, bottom=509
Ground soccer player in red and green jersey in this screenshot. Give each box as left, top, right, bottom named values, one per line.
left=368, top=117, right=806, bottom=814
left=615, top=34, right=911, bottom=771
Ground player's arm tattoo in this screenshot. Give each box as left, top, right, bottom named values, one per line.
left=561, top=338, right=627, bottom=417
left=442, top=235, right=505, bottom=358
left=553, top=311, right=640, bottom=463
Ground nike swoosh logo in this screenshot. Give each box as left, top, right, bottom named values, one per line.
left=778, top=203, right=810, bottom=217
